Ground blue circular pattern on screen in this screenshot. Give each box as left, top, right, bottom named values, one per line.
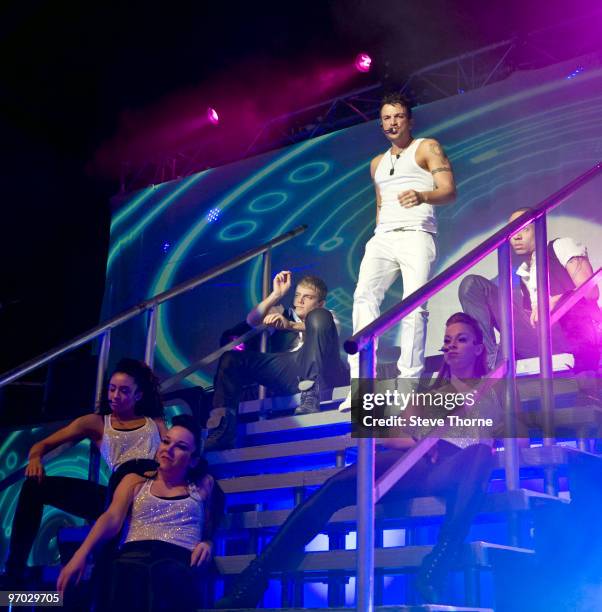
left=319, top=237, right=344, bottom=252
left=218, top=220, right=258, bottom=241
left=5, top=452, right=17, bottom=471
left=248, top=191, right=288, bottom=213
left=288, top=161, right=330, bottom=183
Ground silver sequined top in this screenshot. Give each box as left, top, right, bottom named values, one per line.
left=100, top=415, right=161, bottom=471
left=123, top=479, right=204, bottom=551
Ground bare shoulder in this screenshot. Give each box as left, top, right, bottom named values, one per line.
left=418, top=137, right=443, bottom=152
left=73, top=413, right=104, bottom=438
left=370, top=154, right=384, bottom=178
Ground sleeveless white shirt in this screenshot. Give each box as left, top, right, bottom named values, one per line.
left=373, top=138, right=437, bottom=234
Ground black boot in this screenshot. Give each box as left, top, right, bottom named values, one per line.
left=414, top=538, right=459, bottom=604
left=215, top=556, right=269, bottom=609
left=294, top=378, right=320, bottom=415
left=204, top=409, right=237, bottom=452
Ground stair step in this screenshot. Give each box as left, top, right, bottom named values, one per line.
left=238, top=387, right=348, bottom=416
left=210, top=435, right=600, bottom=479
left=214, top=541, right=534, bottom=575
left=219, top=489, right=565, bottom=531
left=206, top=434, right=356, bottom=472
left=218, top=466, right=342, bottom=494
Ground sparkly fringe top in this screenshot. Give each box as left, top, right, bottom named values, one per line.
left=100, top=415, right=161, bottom=471
left=123, top=479, right=204, bottom=551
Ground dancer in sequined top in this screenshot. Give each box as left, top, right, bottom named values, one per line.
left=58, top=415, right=214, bottom=612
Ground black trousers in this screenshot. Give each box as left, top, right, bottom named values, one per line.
left=104, top=540, right=201, bottom=612
left=255, top=442, right=494, bottom=573
left=459, top=274, right=599, bottom=373
left=6, top=459, right=158, bottom=576
left=213, top=308, right=349, bottom=410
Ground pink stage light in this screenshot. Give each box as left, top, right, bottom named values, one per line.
left=355, top=52, right=372, bottom=73
left=207, top=107, right=219, bottom=125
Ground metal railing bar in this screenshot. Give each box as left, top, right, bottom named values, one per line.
left=159, top=326, right=265, bottom=393
left=345, top=162, right=602, bottom=355
left=535, top=216, right=555, bottom=453
left=0, top=225, right=307, bottom=389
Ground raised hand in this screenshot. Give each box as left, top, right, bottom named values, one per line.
left=272, top=270, right=292, bottom=298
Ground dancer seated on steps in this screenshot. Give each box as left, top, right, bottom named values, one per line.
left=2, top=358, right=223, bottom=589
left=205, top=270, right=348, bottom=451
left=2, top=358, right=166, bottom=587
left=216, top=312, right=508, bottom=607
left=459, top=207, right=600, bottom=402
left=57, top=415, right=219, bottom=612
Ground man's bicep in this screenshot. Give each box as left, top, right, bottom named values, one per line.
left=565, top=256, right=594, bottom=286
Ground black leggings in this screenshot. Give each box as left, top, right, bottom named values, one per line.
left=6, top=459, right=158, bottom=576
left=105, top=540, right=201, bottom=612
left=256, top=442, right=494, bottom=572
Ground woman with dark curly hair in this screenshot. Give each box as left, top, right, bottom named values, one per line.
left=2, top=358, right=167, bottom=585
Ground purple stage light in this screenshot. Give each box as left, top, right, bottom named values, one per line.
left=207, top=107, right=219, bottom=125
left=206, top=207, right=220, bottom=222
left=354, top=52, right=372, bottom=73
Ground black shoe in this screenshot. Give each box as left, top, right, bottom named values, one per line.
left=294, top=379, right=320, bottom=415
left=414, top=539, right=458, bottom=604
left=215, top=557, right=269, bottom=609
left=204, top=411, right=237, bottom=451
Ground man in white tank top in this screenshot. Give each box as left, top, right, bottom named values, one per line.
left=342, top=93, right=456, bottom=409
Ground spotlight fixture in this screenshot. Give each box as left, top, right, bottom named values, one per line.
left=354, top=52, right=372, bottom=73
left=207, top=107, right=219, bottom=125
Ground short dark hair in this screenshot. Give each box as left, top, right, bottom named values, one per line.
left=380, top=92, right=412, bottom=119
left=100, top=358, right=164, bottom=418
left=510, top=206, right=534, bottom=217
left=297, top=275, right=328, bottom=302
left=171, top=414, right=202, bottom=456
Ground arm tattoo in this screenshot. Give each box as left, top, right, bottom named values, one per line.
left=429, top=142, right=449, bottom=163
left=431, top=167, right=452, bottom=175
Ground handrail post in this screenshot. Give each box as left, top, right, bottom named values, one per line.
left=89, top=330, right=111, bottom=484
left=535, top=214, right=557, bottom=496
left=356, top=339, right=375, bottom=612
left=535, top=215, right=555, bottom=445
left=498, top=243, right=520, bottom=492
left=145, top=306, right=158, bottom=368
left=258, top=248, right=272, bottom=402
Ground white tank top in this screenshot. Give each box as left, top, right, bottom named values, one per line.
left=124, top=479, right=204, bottom=551
left=100, top=415, right=162, bottom=472
left=373, top=138, right=437, bottom=234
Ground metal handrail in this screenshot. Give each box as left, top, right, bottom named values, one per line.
left=0, top=225, right=307, bottom=389
left=347, top=161, right=601, bottom=611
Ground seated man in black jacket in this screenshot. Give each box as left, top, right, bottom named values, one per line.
left=205, top=271, right=348, bottom=450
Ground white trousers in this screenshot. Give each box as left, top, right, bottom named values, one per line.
left=349, top=230, right=437, bottom=378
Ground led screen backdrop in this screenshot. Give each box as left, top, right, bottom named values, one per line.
left=103, top=55, right=602, bottom=387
